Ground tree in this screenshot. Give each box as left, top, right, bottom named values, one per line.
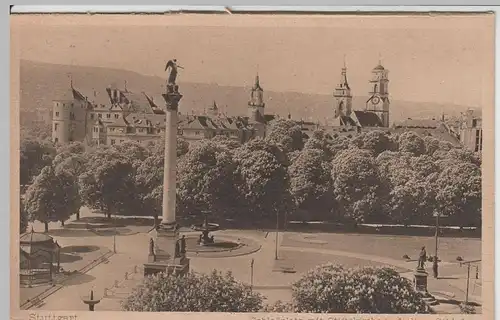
left=350, top=130, right=396, bottom=156
left=20, top=138, right=56, bottom=187
left=211, top=135, right=242, bottom=151
left=177, top=141, right=238, bottom=219
left=233, top=138, right=292, bottom=221
left=24, top=166, right=75, bottom=232
left=303, top=130, right=334, bottom=159
left=134, top=153, right=165, bottom=224
left=265, top=119, right=305, bottom=153
left=288, top=148, right=334, bottom=220
left=55, top=141, right=87, bottom=155
left=147, top=136, right=190, bottom=158
left=54, top=169, right=81, bottom=226
left=423, top=136, right=440, bottom=155
left=78, top=148, right=138, bottom=219
left=376, top=152, right=439, bottom=225
left=435, top=162, right=482, bottom=227
left=111, top=140, right=151, bottom=169
left=291, top=264, right=429, bottom=313
left=122, top=270, right=263, bottom=312
left=20, top=197, right=28, bottom=234
left=398, top=131, right=425, bottom=156
left=331, top=148, right=383, bottom=224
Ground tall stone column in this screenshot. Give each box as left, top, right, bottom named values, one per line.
left=143, top=62, right=189, bottom=277
left=161, top=97, right=179, bottom=226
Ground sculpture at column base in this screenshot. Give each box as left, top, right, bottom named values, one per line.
left=143, top=226, right=191, bottom=277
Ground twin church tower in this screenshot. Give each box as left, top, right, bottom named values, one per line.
left=333, top=60, right=390, bottom=128
left=248, top=59, right=391, bottom=128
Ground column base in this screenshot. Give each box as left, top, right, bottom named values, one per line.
left=143, top=256, right=190, bottom=277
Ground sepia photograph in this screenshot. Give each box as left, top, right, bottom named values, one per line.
left=10, top=12, right=494, bottom=318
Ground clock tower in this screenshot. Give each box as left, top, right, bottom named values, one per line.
left=366, top=62, right=390, bottom=127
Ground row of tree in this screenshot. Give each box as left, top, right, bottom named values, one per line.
left=121, top=264, right=430, bottom=313
left=20, top=119, right=482, bottom=233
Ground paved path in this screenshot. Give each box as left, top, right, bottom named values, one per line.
left=25, top=216, right=482, bottom=313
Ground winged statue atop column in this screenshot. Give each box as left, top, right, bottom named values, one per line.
left=164, top=59, right=184, bottom=93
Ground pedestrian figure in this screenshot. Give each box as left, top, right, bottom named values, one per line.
left=418, top=246, right=427, bottom=269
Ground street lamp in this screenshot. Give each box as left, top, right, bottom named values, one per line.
left=113, top=214, right=117, bottom=254
left=432, top=211, right=449, bottom=278
left=275, top=210, right=279, bottom=260
left=250, top=258, right=254, bottom=290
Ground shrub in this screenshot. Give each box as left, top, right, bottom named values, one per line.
left=459, top=303, right=476, bottom=314
left=122, top=270, right=263, bottom=312
left=263, top=300, right=296, bottom=313
left=292, top=264, right=430, bottom=314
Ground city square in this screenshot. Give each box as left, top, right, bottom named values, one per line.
left=14, top=13, right=489, bottom=316
left=21, top=207, right=482, bottom=314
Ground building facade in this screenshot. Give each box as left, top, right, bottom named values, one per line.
left=459, top=109, right=483, bottom=152
left=51, top=75, right=273, bottom=147
left=51, top=61, right=474, bottom=151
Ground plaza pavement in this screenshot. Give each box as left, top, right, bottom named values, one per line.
left=24, top=209, right=482, bottom=313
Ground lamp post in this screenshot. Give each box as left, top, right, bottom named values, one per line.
left=250, top=258, right=254, bottom=290
left=433, top=211, right=439, bottom=278
left=275, top=210, right=279, bottom=260
left=460, top=259, right=481, bottom=306
left=113, top=214, right=117, bottom=254
left=432, top=211, right=450, bottom=278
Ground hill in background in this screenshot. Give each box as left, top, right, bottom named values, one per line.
left=19, top=60, right=478, bottom=127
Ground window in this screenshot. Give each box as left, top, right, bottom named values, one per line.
left=54, top=123, right=59, bottom=131
left=54, top=138, right=58, bottom=143
left=114, top=114, right=119, bottom=119
left=70, top=112, right=75, bottom=120
left=98, top=113, right=102, bottom=118
left=475, top=129, right=482, bottom=152
left=472, top=119, right=477, bottom=127
left=55, top=111, right=60, bottom=117
left=90, top=113, right=95, bottom=120
left=110, top=127, right=115, bottom=132
left=106, top=113, right=111, bottom=119
left=110, top=139, right=116, bottom=145
left=139, top=128, right=144, bottom=133
left=195, top=131, right=200, bottom=135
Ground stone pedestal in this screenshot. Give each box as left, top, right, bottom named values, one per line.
left=414, top=268, right=428, bottom=292
left=143, top=224, right=190, bottom=277
left=144, top=256, right=190, bottom=277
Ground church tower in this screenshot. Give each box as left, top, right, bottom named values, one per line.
left=248, top=74, right=265, bottom=123
left=365, top=61, right=390, bottom=127
left=333, top=61, right=352, bottom=118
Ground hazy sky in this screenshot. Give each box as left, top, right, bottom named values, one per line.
left=12, top=14, right=494, bottom=108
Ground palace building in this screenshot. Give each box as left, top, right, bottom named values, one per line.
left=51, top=74, right=276, bottom=147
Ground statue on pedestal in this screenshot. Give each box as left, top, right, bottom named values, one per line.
left=149, top=238, right=155, bottom=256
left=180, top=235, right=186, bottom=254
left=175, top=240, right=180, bottom=258
left=164, top=59, right=184, bottom=93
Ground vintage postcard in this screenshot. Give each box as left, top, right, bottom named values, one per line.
left=10, top=11, right=494, bottom=320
